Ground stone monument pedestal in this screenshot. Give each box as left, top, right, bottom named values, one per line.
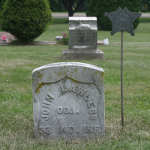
left=62, top=17, right=104, bottom=60
left=62, top=49, right=104, bottom=59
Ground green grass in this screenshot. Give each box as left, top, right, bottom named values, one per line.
left=0, top=21, right=150, bottom=150
left=51, top=12, right=85, bottom=14
left=139, top=17, right=150, bottom=22
left=51, top=18, right=69, bottom=24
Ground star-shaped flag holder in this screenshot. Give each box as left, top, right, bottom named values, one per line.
left=104, top=7, right=141, bottom=36
left=104, top=7, right=141, bottom=127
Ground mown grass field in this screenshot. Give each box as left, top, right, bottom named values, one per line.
left=0, top=17, right=150, bottom=149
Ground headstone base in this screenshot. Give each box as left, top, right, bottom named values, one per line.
left=62, top=49, right=104, bottom=59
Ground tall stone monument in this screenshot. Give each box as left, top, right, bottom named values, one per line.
left=32, top=62, right=105, bottom=141
left=62, top=17, right=104, bottom=59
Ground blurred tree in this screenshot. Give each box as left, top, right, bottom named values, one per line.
left=1, top=0, right=52, bottom=43
left=0, top=0, right=6, bottom=13
left=87, top=0, right=140, bottom=30
left=49, top=0, right=65, bottom=12
left=49, top=0, right=86, bottom=16
left=76, top=0, right=90, bottom=12
left=139, top=0, right=150, bottom=12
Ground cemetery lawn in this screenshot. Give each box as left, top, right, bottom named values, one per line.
left=0, top=21, right=150, bottom=150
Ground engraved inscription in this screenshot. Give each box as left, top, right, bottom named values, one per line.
left=57, top=125, right=101, bottom=134
left=58, top=126, right=75, bottom=134
left=39, top=126, right=51, bottom=134
left=60, top=79, right=97, bottom=120
left=41, top=94, right=54, bottom=121
left=39, top=80, right=100, bottom=136
left=57, top=106, right=74, bottom=114
left=83, top=125, right=101, bottom=134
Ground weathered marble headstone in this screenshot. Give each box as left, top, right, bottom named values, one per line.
left=32, top=62, right=105, bottom=141
left=62, top=17, right=104, bottom=59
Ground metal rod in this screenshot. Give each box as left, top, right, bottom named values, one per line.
left=121, top=30, right=124, bottom=127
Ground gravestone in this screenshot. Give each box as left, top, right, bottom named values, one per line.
left=62, top=17, right=104, bottom=59
left=32, top=62, right=105, bottom=141
left=55, top=36, right=63, bottom=41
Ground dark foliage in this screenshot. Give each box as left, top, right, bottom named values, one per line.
left=1, top=0, right=52, bottom=43
left=139, top=0, right=150, bottom=12
left=0, top=0, right=6, bottom=13
left=48, top=0, right=65, bottom=12
left=86, top=0, right=140, bottom=30
left=49, top=0, right=86, bottom=16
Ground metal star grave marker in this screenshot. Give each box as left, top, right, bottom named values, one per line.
left=104, top=7, right=141, bottom=127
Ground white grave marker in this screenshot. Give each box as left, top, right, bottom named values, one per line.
left=32, top=62, right=105, bottom=140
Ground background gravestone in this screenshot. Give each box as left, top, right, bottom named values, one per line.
left=62, top=17, right=104, bottom=59
left=69, top=17, right=97, bottom=49
left=32, top=62, right=105, bottom=140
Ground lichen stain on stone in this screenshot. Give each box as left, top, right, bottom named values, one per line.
left=84, top=67, right=87, bottom=69
left=37, top=71, right=44, bottom=78
left=95, top=71, right=98, bottom=75
left=37, top=83, right=40, bottom=86
left=74, top=68, right=78, bottom=72
left=99, top=76, right=104, bottom=83
left=49, top=89, right=51, bottom=91
left=71, top=78, right=78, bottom=83
left=36, top=83, right=44, bottom=94
left=36, top=89, right=40, bottom=93
left=71, top=71, right=73, bottom=73
left=67, top=70, right=69, bottom=72
left=56, top=71, right=67, bottom=77
left=101, top=78, right=104, bottom=83
left=49, top=76, right=51, bottom=79
left=101, top=72, right=104, bottom=77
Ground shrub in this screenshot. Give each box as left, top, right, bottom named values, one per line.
left=0, top=0, right=52, bottom=43
left=0, top=0, right=6, bottom=13
left=86, top=0, right=140, bottom=30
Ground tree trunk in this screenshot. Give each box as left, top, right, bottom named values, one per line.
left=62, top=0, right=86, bottom=17
left=68, top=1, right=75, bottom=17
left=68, top=10, right=74, bottom=17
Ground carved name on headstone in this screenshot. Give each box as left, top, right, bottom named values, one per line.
left=32, top=62, right=105, bottom=140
